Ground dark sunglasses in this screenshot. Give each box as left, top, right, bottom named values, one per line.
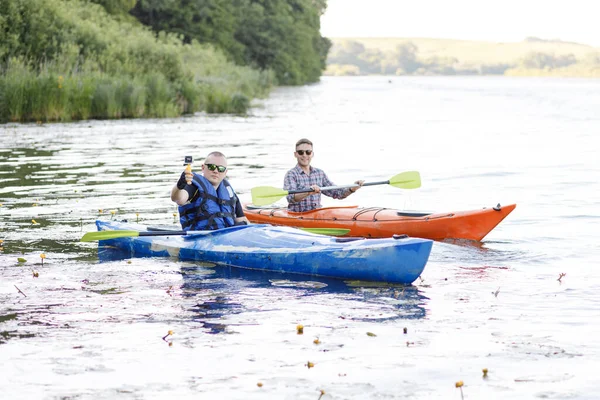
left=204, top=163, right=227, bottom=173
left=296, top=149, right=313, bottom=156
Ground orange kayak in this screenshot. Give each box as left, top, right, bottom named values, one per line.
left=243, top=203, right=516, bottom=241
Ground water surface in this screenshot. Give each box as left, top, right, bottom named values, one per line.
left=1, top=76, right=599, bottom=399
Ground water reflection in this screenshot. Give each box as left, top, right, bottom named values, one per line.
left=183, top=265, right=428, bottom=332
left=98, top=245, right=428, bottom=335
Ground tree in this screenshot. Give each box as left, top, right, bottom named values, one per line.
left=130, top=0, right=329, bottom=84
left=393, top=42, right=420, bottom=74
left=91, top=0, right=137, bottom=14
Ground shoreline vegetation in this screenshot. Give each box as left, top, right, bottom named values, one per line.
left=0, top=0, right=328, bottom=123
left=2, top=1, right=599, bottom=125
left=325, top=37, right=600, bottom=78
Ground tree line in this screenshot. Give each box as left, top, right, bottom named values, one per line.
left=326, top=40, right=600, bottom=77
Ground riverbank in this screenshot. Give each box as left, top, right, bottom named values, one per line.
left=0, top=0, right=274, bottom=123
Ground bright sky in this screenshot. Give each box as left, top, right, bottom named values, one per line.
left=321, top=0, right=600, bottom=47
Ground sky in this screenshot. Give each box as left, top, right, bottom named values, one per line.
left=320, top=0, right=600, bottom=47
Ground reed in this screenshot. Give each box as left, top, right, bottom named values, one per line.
left=0, top=0, right=275, bottom=123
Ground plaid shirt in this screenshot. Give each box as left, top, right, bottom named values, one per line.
left=283, top=165, right=352, bottom=212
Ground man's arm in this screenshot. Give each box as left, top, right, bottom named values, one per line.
left=171, top=170, right=194, bottom=205
left=284, top=169, right=315, bottom=203
left=320, top=173, right=363, bottom=199
left=319, top=171, right=347, bottom=199
left=171, top=185, right=190, bottom=205
left=234, top=197, right=250, bottom=224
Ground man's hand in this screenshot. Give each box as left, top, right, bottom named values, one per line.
left=350, top=180, right=364, bottom=193
left=177, top=167, right=193, bottom=190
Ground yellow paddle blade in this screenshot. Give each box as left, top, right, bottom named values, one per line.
left=301, top=228, right=350, bottom=236
left=81, top=227, right=349, bottom=242
left=251, top=186, right=289, bottom=206
left=81, top=230, right=141, bottom=242
left=388, top=171, right=421, bottom=189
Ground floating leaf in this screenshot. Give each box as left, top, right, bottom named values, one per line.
left=366, top=332, right=377, bottom=337
left=18, top=258, right=27, bottom=263
left=296, top=324, right=304, bottom=334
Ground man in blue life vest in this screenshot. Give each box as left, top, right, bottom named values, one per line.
left=171, top=151, right=249, bottom=230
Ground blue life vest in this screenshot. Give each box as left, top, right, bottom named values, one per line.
left=178, top=173, right=237, bottom=230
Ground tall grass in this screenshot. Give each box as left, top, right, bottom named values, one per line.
left=0, top=0, right=276, bottom=123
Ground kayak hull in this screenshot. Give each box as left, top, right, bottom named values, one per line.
left=95, top=220, right=433, bottom=284
left=243, top=203, right=516, bottom=241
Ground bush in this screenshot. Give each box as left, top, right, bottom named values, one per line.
left=0, top=0, right=274, bottom=122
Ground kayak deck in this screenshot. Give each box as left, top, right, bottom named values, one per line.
left=243, top=203, right=517, bottom=241
left=95, top=220, right=433, bottom=284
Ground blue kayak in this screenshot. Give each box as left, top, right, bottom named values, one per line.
left=95, top=220, right=433, bottom=284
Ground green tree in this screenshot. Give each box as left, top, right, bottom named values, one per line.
left=520, top=52, right=577, bottom=69
left=393, top=43, right=421, bottom=74
left=328, top=40, right=372, bottom=73
left=91, top=0, right=136, bottom=14
left=130, top=0, right=329, bottom=85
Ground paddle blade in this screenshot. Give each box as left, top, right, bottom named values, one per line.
left=301, top=228, right=350, bottom=236
left=389, top=171, right=421, bottom=189
left=81, top=230, right=141, bottom=242
left=251, top=186, right=289, bottom=206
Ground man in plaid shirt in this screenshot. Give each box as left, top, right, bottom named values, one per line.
left=284, top=138, right=364, bottom=212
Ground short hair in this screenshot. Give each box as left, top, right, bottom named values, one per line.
left=295, top=138, right=313, bottom=148
left=205, top=151, right=226, bottom=163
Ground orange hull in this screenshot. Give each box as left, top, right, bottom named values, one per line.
left=244, top=204, right=516, bottom=241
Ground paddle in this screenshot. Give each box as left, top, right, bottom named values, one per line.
left=81, top=227, right=350, bottom=242
left=251, top=171, right=421, bottom=206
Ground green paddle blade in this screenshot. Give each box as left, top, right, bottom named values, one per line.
left=251, top=186, right=289, bottom=206
left=81, top=230, right=141, bottom=242
left=301, top=228, right=349, bottom=236
left=389, top=171, right=421, bottom=189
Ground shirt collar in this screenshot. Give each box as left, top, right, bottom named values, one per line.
left=294, top=164, right=312, bottom=175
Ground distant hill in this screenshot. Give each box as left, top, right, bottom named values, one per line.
left=325, top=37, right=600, bottom=77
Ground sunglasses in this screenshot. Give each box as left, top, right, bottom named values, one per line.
left=204, top=163, right=227, bottom=173
left=296, top=150, right=313, bottom=156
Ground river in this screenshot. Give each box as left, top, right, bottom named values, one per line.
left=1, top=76, right=599, bottom=399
